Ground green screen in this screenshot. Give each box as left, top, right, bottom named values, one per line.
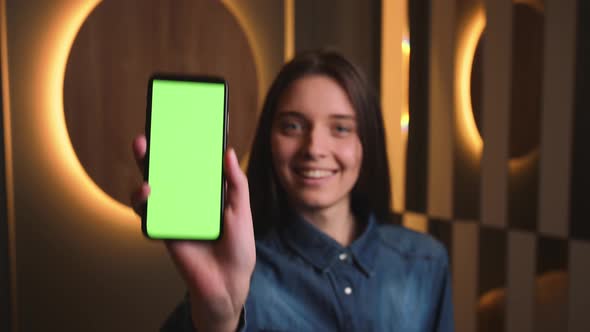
left=146, top=79, right=226, bottom=240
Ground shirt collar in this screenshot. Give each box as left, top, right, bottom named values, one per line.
left=349, top=215, right=380, bottom=275
left=279, top=212, right=380, bottom=276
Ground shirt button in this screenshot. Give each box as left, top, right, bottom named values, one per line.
left=339, top=253, right=348, bottom=261
left=344, top=287, right=352, bottom=295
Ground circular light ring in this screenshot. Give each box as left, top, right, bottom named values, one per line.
left=455, top=2, right=542, bottom=169
left=51, top=1, right=263, bottom=221
left=455, top=7, right=486, bottom=161
left=220, top=0, right=267, bottom=106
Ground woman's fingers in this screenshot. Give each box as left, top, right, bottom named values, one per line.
left=131, top=135, right=149, bottom=216
left=132, top=134, right=147, bottom=172
left=131, top=182, right=151, bottom=215
left=224, top=148, right=250, bottom=214
left=223, top=148, right=255, bottom=266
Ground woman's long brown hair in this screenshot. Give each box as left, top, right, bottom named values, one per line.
left=247, top=50, right=392, bottom=237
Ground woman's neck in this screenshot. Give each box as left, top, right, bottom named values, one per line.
left=298, top=204, right=358, bottom=246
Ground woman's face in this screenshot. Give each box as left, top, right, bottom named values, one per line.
left=271, top=74, right=363, bottom=214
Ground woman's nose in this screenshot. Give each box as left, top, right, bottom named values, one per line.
left=301, top=127, right=328, bottom=159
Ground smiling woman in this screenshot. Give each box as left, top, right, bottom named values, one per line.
left=150, top=50, right=455, bottom=332
left=248, top=51, right=392, bottom=238
left=270, top=75, right=363, bottom=242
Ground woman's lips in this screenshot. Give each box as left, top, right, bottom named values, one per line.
left=297, top=169, right=336, bottom=178
left=293, top=168, right=338, bottom=184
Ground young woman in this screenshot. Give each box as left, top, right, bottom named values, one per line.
left=132, top=50, right=454, bottom=332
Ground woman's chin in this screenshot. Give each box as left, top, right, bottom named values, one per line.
left=290, top=195, right=348, bottom=214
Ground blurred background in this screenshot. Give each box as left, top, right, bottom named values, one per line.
left=0, top=0, right=588, bottom=331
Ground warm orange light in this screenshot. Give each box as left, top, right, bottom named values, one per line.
left=220, top=0, right=268, bottom=167
left=33, top=1, right=264, bottom=224
left=402, top=212, right=428, bottom=233
left=509, top=148, right=539, bottom=174
left=401, top=35, right=410, bottom=135
left=381, top=0, right=409, bottom=214
left=402, top=38, right=411, bottom=57
left=401, top=112, right=410, bottom=133
left=455, top=8, right=486, bottom=161
left=1, top=0, right=18, bottom=326
left=284, top=0, right=295, bottom=61
left=221, top=0, right=265, bottom=106
left=38, top=0, right=137, bottom=223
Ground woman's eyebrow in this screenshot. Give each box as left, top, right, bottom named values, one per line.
left=275, top=111, right=355, bottom=121
left=276, top=111, right=305, bottom=119
left=329, top=114, right=356, bottom=120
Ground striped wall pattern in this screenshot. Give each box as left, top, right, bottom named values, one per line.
left=401, top=0, right=590, bottom=331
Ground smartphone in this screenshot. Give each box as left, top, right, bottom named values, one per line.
left=142, top=74, right=228, bottom=240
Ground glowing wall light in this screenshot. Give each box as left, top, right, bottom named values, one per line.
left=455, top=2, right=542, bottom=172
left=403, top=212, right=429, bottom=234
left=221, top=0, right=267, bottom=106
left=402, top=37, right=411, bottom=57
left=381, top=0, right=409, bottom=214
left=30, top=0, right=265, bottom=224
left=38, top=0, right=138, bottom=222
left=0, top=0, right=18, bottom=325
left=455, top=8, right=486, bottom=161
left=401, top=112, right=410, bottom=134
left=401, top=36, right=410, bottom=136
left=284, top=0, right=295, bottom=61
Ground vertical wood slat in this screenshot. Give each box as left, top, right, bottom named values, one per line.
left=535, top=237, right=569, bottom=332
left=402, top=212, right=428, bottom=233
left=283, top=0, right=294, bottom=61
left=506, top=231, right=535, bottom=332
left=0, top=54, right=10, bottom=332
left=380, top=0, right=407, bottom=213
left=428, top=0, right=454, bottom=220
left=0, top=0, right=16, bottom=329
left=294, top=0, right=382, bottom=89
left=453, top=221, right=478, bottom=332
left=477, top=227, right=507, bottom=332
left=405, top=0, right=430, bottom=214
left=538, top=0, right=577, bottom=238
left=481, top=0, right=512, bottom=228
left=569, top=0, right=590, bottom=241
left=568, top=241, right=590, bottom=332
left=0, top=22, right=10, bottom=332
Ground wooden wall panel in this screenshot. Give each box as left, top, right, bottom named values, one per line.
left=0, top=1, right=12, bottom=329
left=428, top=0, right=454, bottom=220
left=481, top=0, right=512, bottom=229
left=295, top=0, right=382, bottom=91
left=64, top=0, right=258, bottom=205
left=538, top=0, right=577, bottom=237
left=4, top=0, right=281, bottom=330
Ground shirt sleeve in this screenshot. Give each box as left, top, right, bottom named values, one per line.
left=160, top=295, right=247, bottom=332
left=434, top=255, right=455, bottom=332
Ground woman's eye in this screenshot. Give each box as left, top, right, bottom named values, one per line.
left=332, top=124, right=353, bottom=136
left=280, top=121, right=304, bottom=134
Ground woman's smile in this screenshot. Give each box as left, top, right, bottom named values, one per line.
left=294, top=167, right=337, bottom=179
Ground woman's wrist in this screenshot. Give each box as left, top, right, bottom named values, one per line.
left=189, top=296, right=243, bottom=332
left=190, top=313, right=240, bottom=332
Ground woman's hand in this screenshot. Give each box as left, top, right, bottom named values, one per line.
left=131, top=135, right=256, bottom=332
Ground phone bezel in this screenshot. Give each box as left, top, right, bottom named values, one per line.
left=142, top=73, right=228, bottom=241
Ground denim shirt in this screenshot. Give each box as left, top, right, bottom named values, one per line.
left=162, top=214, right=454, bottom=332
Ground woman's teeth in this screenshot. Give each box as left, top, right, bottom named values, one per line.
left=299, top=170, right=334, bottom=178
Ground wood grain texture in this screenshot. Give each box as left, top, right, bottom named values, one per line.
left=64, top=0, right=258, bottom=205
